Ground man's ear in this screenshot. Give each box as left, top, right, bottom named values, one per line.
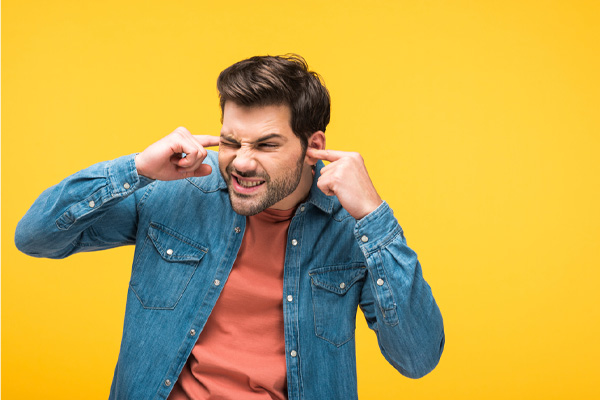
left=305, top=131, right=325, bottom=166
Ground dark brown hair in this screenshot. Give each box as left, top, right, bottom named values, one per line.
left=217, top=54, right=330, bottom=148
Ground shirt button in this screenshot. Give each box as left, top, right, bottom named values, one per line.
left=234, top=227, right=241, bottom=234
left=164, top=379, right=171, bottom=386
left=88, top=201, right=95, bottom=208
left=290, top=350, right=297, bottom=357
left=166, top=249, right=173, bottom=255
left=190, top=329, right=196, bottom=336
left=339, top=282, right=346, bottom=289
left=361, top=235, right=369, bottom=243
left=291, top=239, right=298, bottom=246
left=214, top=279, right=221, bottom=286
left=287, top=295, right=293, bottom=302
left=123, top=182, right=130, bottom=189
left=377, top=278, right=384, bottom=286
left=300, top=206, right=305, bottom=212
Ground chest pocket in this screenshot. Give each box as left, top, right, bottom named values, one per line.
left=130, top=222, right=208, bottom=310
left=309, top=263, right=367, bottom=347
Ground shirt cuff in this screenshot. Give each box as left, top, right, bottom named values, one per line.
left=107, top=153, right=154, bottom=197
left=354, top=201, right=403, bottom=254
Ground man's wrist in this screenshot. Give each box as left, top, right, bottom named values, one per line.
left=354, top=198, right=383, bottom=221
left=134, top=153, right=150, bottom=179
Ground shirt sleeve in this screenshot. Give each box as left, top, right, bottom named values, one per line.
left=15, top=154, right=155, bottom=259
left=355, top=201, right=445, bottom=378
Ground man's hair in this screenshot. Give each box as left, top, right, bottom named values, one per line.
left=217, top=54, right=331, bottom=148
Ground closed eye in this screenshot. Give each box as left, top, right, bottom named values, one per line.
left=220, top=140, right=240, bottom=148
left=257, top=143, right=279, bottom=149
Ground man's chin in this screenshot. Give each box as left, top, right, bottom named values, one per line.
left=230, top=204, right=266, bottom=217
left=228, top=191, right=268, bottom=216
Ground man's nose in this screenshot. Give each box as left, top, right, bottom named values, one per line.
left=231, top=147, right=258, bottom=172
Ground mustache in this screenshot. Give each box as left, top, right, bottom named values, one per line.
left=227, top=166, right=269, bottom=180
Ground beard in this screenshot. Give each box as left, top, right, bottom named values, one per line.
left=222, top=151, right=306, bottom=216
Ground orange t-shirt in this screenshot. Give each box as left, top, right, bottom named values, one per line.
left=168, top=207, right=295, bottom=400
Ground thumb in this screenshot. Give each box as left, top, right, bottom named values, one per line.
left=191, top=164, right=213, bottom=177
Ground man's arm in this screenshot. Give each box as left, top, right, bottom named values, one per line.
left=15, top=127, right=219, bottom=258
left=306, top=148, right=445, bottom=378
left=355, top=202, right=444, bottom=378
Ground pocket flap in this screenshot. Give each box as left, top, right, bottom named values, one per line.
left=309, top=264, right=366, bottom=295
left=147, top=222, right=208, bottom=263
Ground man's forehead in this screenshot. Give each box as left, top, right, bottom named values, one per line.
left=221, top=102, right=293, bottom=136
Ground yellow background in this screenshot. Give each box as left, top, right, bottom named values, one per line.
left=2, top=0, right=600, bottom=398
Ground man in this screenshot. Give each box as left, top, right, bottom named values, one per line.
left=15, top=54, right=444, bottom=399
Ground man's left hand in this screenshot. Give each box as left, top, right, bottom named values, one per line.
left=307, top=148, right=383, bottom=220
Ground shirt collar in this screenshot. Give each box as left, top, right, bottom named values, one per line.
left=306, top=160, right=334, bottom=214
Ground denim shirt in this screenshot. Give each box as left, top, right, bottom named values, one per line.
left=15, top=151, right=444, bottom=400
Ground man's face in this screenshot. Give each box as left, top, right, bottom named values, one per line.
left=218, top=102, right=308, bottom=216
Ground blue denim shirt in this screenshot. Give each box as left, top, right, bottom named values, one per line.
left=15, top=151, right=444, bottom=400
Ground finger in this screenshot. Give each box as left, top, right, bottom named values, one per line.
left=189, top=135, right=219, bottom=160
left=192, top=164, right=213, bottom=177
left=169, top=127, right=202, bottom=157
left=173, top=136, right=220, bottom=169
left=169, top=137, right=199, bottom=161
left=193, top=135, right=220, bottom=148
left=183, top=135, right=220, bottom=162
left=181, top=135, right=219, bottom=166
left=171, top=152, right=198, bottom=168
left=177, top=161, right=213, bottom=178
left=174, top=132, right=210, bottom=165
left=171, top=148, right=204, bottom=170
left=172, top=126, right=192, bottom=136
left=306, top=148, right=347, bottom=162
left=319, top=163, right=333, bottom=175
left=319, top=160, right=344, bottom=175
left=316, top=176, right=335, bottom=197
left=181, top=132, right=205, bottom=157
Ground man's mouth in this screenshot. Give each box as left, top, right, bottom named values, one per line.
left=235, top=176, right=265, bottom=188
left=230, top=172, right=267, bottom=194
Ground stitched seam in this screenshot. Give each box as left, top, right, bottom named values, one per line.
left=150, top=223, right=208, bottom=253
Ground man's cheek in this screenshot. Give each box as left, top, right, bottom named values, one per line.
left=217, top=159, right=229, bottom=180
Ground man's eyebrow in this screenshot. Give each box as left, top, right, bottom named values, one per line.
left=220, top=133, right=239, bottom=143
left=219, top=133, right=287, bottom=145
left=254, top=133, right=286, bottom=143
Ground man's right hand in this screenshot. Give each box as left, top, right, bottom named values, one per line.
left=135, top=127, right=220, bottom=181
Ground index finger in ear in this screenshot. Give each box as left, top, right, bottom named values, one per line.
left=306, top=148, right=345, bottom=162
left=192, top=135, right=221, bottom=148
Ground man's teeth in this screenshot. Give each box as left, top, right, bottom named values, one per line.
left=237, top=179, right=264, bottom=188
